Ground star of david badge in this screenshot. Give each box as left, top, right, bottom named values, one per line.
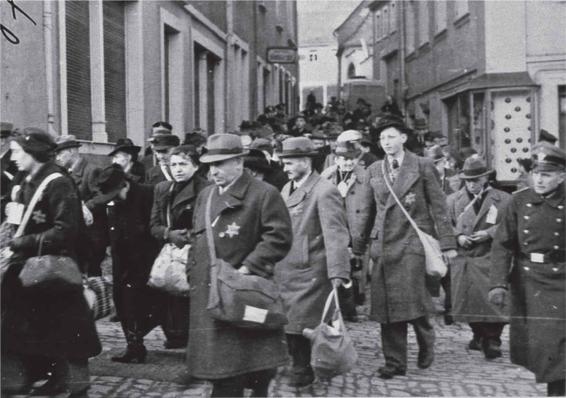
left=403, top=192, right=416, bottom=207
left=31, top=210, right=47, bottom=224
left=537, top=151, right=547, bottom=161
left=225, top=222, right=241, bottom=238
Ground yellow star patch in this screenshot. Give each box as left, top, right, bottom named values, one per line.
left=225, top=222, right=241, bottom=238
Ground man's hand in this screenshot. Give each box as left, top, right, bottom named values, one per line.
left=457, top=234, right=473, bottom=249
left=330, top=278, right=346, bottom=289
left=238, top=265, right=251, bottom=275
left=168, top=229, right=189, bottom=248
left=470, top=230, right=490, bottom=243
left=488, top=287, right=507, bottom=307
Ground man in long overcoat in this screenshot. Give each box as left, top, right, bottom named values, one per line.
left=489, top=142, right=565, bottom=396
left=447, top=155, right=511, bottom=359
left=276, top=137, right=351, bottom=387
left=367, top=116, right=457, bottom=379
left=321, top=140, right=374, bottom=316
left=185, top=134, right=292, bottom=397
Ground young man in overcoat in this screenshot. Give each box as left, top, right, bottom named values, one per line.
left=276, top=137, right=351, bottom=387
left=185, top=134, right=293, bottom=397
left=367, top=116, right=457, bottom=379
left=489, top=142, right=565, bottom=396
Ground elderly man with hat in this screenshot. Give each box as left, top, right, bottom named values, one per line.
left=145, top=130, right=180, bottom=185
left=185, top=134, right=292, bottom=397
left=321, top=140, right=375, bottom=320
left=366, top=116, right=457, bottom=379
left=489, top=142, right=566, bottom=396
left=109, top=138, right=145, bottom=182
left=446, top=155, right=511, bottom=359
left=275, top=137, right=351, bottom=387
left=96, top=164, right=163, bottom=364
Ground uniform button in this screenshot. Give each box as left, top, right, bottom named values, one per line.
left=555, top=232, right=560, bottom=236
left=219, top=232, right=225, bottom=238
left=110, top=227, right=115, bottom=231
left=523, top=229, right=529, bottom=234
left=523, top=215, right=530, bottom=220
left=523, top=266, right=530, bottom=271
left=557, top=218, right=563, bottom=223
left=523, top=242, right=529, bottom=245
left=526, top=203, right=532, bottom=207
left=553, top=267, right=559, bottom=272
left=553, top=245, right=560, bottom=250
left=559, top=205, right=564, bottom=210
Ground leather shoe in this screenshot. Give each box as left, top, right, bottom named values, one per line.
left=468, top=337, right=482, bottom=351
left=417, top=348, right=434, bottom=369
left=289, top=372, right=314, bottom=388
left=111, top=345, right=147, bottom=364
left=482, top=339, right=502, bottom=359
left=29, top=377, right=67, bottom=396
left=378, top=365, right=406, bottom=379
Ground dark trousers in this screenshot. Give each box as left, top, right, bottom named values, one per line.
left=380, top=316, right=435, bottom=370
left=211, top=368, right=277, bottom=397
left=469, top=322, right=505, bottom=344
left=162, top=294, right=190, bottom=344
left=286, top=334, right=313, bottom=376
left=548, top=379, right=566, bottom=397
left=440, top=269, right=451, bottom=314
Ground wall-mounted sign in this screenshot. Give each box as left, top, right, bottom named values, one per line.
left=267, top=47, right=297, bottom=64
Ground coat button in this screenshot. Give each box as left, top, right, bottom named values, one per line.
left=555, top=232, right=560, bottom=236
left=110, top=227, right=115, bottom=231
left=559, top=205, right=564, bottom=210
left=557, top=218, right=563, bottom=223
left=523, top=266, right=530, bottom=271
left=553, top=245, right=560, bottom=250
left=523, top=229, right=529, bottom=234
left=219, top=232, right=225, bottom=238
left=523, top=242, right=529, bottom=245
left=523, top=215, right=529, bottom=220
left=526, top=203, right=532, bottom=207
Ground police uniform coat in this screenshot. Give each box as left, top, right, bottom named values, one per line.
left=275, top=172, right=351, bottom=334
left=186, top=171, right=292, bottom=379
left=367, top=151, right=456, bottom=323
left=1, top=162, right=102, bottom=360
left=447, top=186, right=511, bottom=323
left=320, top=164, right=374, bottom=254
left=490, top=184, right=565, bottom=383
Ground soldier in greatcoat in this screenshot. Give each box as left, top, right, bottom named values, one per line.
left=185, top=134, right=292, bottom=397
left=489, top=142, right=565, bottom=396
left=275, top=137, right=351, bottom=387
left=367, top=116, right=457, bottom=379
left=447, top=155, right=511, bottom=359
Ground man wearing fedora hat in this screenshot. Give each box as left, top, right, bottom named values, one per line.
left=321, top=140, right=375, bottom=319
left=185, top=134, right=293, bottom=397
left=489, top=142, right=566, bottom=396
left=54, top=135, right=107, bottom=276
left=109, top=138, right=146, bottom=183
left=366, top=118, right=457, bottom=379
left=275, top=137, right=351, bottom=387
left=446, top=155, right=511, bottom=359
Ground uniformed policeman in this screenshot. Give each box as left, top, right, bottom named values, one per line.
left=489, top=142, right=566, bottom=397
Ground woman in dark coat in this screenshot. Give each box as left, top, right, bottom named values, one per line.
left=1, top=128, right=101, bottom=396
left=150, top=145, right=209, bottom=348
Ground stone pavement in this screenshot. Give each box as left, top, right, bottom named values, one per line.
left=87, top=305, right=546, bottom=398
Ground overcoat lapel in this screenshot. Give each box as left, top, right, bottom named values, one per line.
left=171, top=179, right=197, bottom=210
left=286, top=172, right=320, bottom=208
left=385, top=152, right=419, bottom=210
left=472, top=189, right=500, bottom=230
left=210, top=173, right=250, bottom=222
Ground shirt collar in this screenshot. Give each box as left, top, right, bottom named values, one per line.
left=387, top=150, right=405, bottom=167
left=218, top=172, right=243, bottom=195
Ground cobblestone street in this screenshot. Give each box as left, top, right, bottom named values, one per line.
left=88, top=304, right=545, bottom=398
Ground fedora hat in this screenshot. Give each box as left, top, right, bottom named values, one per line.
left=538, top=128, right=558, bottom=145
left=108, top=138, right=141, bottom=157
left=199, top=133, right=249, bottom=164
left=334, top=140, right=360, bottom=159
left=152, top=134, right=180, bottom=150
left=459, top=155, right=494, bottom=179
left=277, top=137, right=318, bottom=158
left=96, top=164, right=128, bottom=198
left=244, top=149, right=271, bottom=173
left=374, top=114, right=410, bottom=136
left=54, top=134, right=82, bottom=153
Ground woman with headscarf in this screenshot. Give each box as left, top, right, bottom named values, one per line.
left=1, top=128, right=101, bottom=397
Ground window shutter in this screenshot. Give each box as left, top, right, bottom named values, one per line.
left=66, top=1, right=92, bottom=140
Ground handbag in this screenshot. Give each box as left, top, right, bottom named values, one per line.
left=19, top=234, right=83, bottom=290
left=83, top=275, right=113, bottom=320
left=204, top=189, right=288, bottom=330
left=381, top=161, right=448, bottom=279
left=303, top=288, right=358, bottom=379
left=148, top=243, right=190, bottom=296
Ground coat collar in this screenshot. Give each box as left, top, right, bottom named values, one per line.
left=70, top=156, right=87, bottom=177
left=322, top=164, right=364, bottom=185
left=284, top=171, right=320, bottom=207
left=210, top=171, right=251, bottom=221
left=384, top=151, right=420, bottom=210
left=171, top=175, right=207, bottom=209
left=472, top=187, right=502, bottom=229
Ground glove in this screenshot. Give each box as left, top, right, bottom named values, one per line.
left=168, top=229, right=189, bottom=248
left=331, top=278, right=347, bottom=289
left=488, top=287, right=507, bottom=307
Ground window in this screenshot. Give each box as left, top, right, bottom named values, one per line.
left=418, top=0, right=429, bottom=45
left=405, top=1, right=416, bottom=53
left=389, top=2, right=397, bottom=33
left=454, top=0, right=469, bottom=20
left=65, top=1, right=92, bottom=140
left=375, top=11, right=382, bottom=40
left=347, top=63, right=356, bottom=79
left=382, top=6, right=389, bottom=36
left=103, top=1, right=126, bottom=142
left=434, top=0, right=447, bottom=33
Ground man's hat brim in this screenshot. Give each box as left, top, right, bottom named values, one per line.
left=277, top=150, right=319, bottom=159
left=459, top=169, right=494, bottom=179
left=199, top=151, right=248, bottom=164
left=54, top=141, right=82, bottom=153
left=108, top=145, right=141, bottom=157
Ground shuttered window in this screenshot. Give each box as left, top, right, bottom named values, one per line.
left=66, top=1, right=92, bottom=140
left=103, top=1, right=126, bottom=142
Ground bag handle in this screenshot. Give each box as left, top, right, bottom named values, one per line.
left=14, top=173, right=63, bottom=238
left=320, top=287, right=345, bottom=327
left=204, top=188, right=217, bottom=264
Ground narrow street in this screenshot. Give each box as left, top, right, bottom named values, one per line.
left=88, top=306, right=544, bottom=397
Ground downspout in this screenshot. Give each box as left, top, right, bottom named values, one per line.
left=44, top=1, right=56, bottom=135
left=398, top=0, right=406, bottom=118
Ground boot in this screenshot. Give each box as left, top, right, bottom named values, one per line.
left=111, top=343, right=147, bottom=364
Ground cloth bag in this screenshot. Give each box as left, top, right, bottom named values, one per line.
left=83, top=275, right=113, bottom=320
left=204, top=189, right=288, bottom=330
left=381, top=162, right=447, bottom=278
left=148, top=243, right=190, bottom=296
left=303, top=288, right=358, bottom=379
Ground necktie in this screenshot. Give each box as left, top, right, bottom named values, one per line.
left=390, top=159, right=400, bottom=183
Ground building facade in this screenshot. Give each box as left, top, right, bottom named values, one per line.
left=368, top=0, right=566, bottom=183
left=1, top=0, right=298, bottom=154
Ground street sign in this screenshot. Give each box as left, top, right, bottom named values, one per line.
left=267, top=47, right=297, bottom=64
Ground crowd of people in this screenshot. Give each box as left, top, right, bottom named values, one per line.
left=0, top=96, right=564, bottom=398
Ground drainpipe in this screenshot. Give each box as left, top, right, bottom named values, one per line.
left=398, top=0, right=406, bottom=118
left=44, top=1, right=56, bottom=135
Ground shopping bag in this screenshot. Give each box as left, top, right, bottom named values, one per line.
left=416, top=229, right=447, bottom=279
left=84, top=276, right=113, bottom=320
left=303, top=288, right=358, bottom=379
left=148, top=243, right=190, bottom=296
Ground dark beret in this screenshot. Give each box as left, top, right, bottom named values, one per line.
left=14, top=127, right=57, bottom=154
